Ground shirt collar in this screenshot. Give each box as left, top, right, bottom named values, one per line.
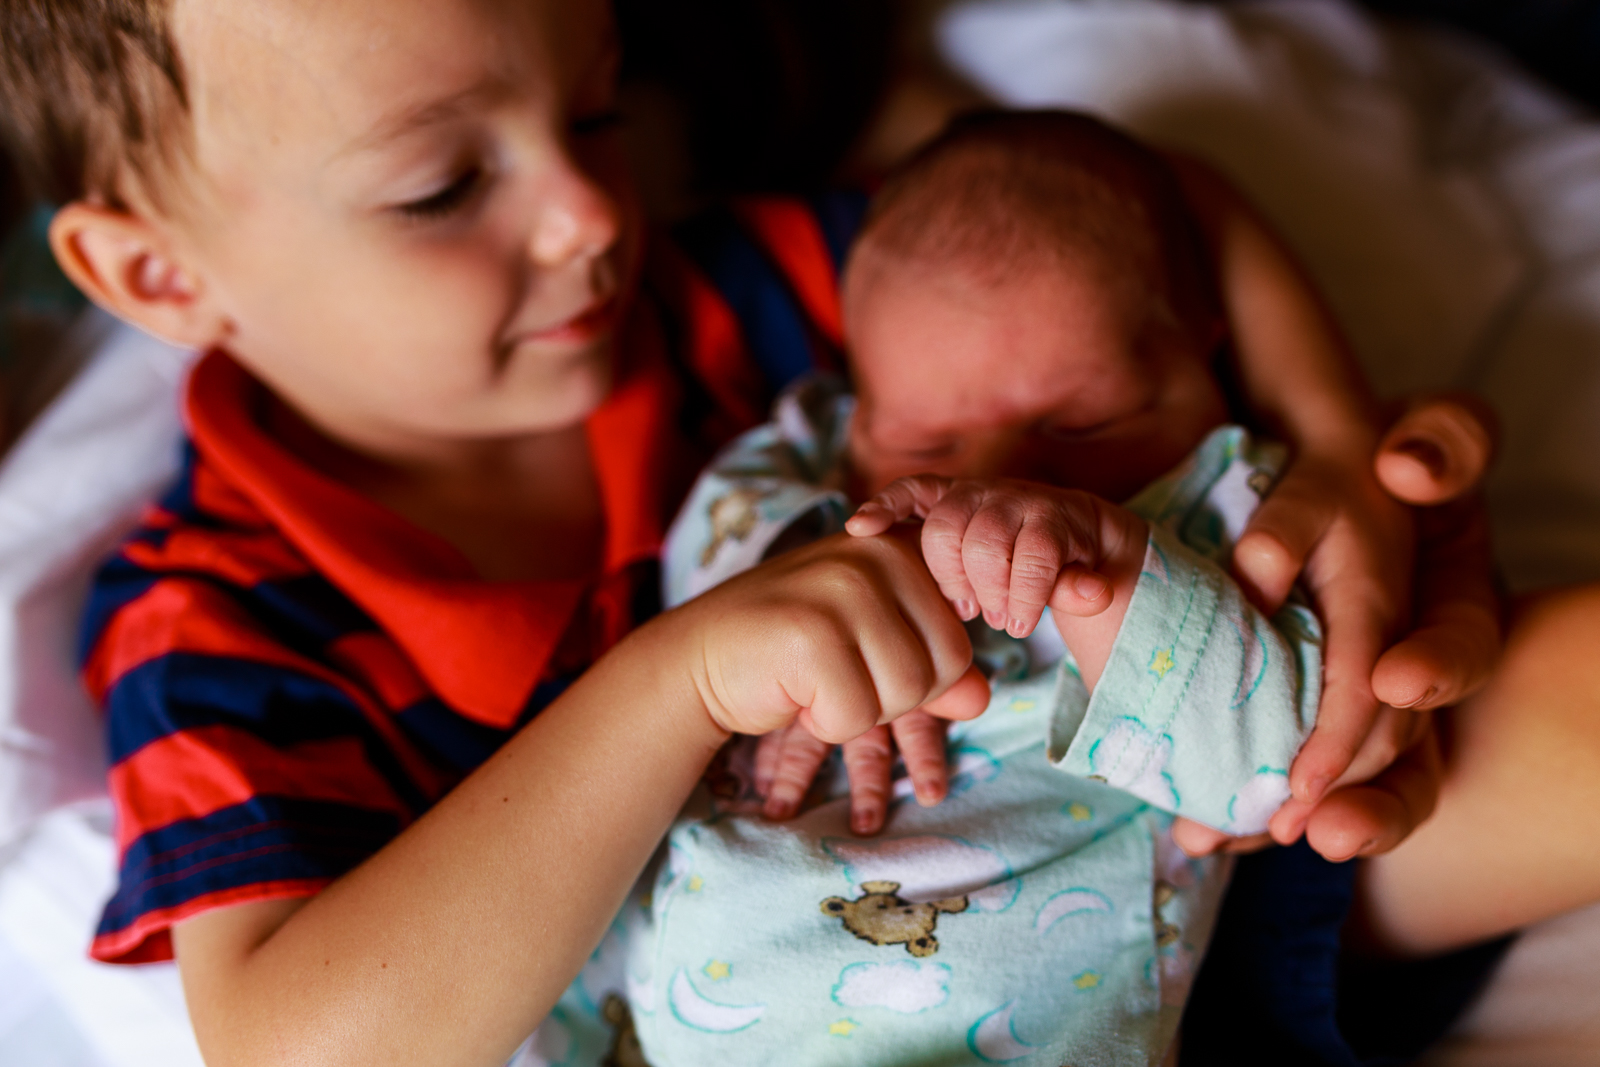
left=185, top=326, right=681, bottom=728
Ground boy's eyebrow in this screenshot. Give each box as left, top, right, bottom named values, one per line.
left=338, top=82, right=506, bottom=157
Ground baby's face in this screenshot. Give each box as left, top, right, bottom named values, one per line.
left=845, top=255, right=1228, bottom=502
left=163, top=0, right=638, bottom=456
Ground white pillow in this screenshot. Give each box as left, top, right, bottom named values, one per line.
left=0, top=311, right=192, bottom=851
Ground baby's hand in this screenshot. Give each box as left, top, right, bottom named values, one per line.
left=847, top=475, right=1149, bottom=688
left=755, top=711, right=950, bottom=835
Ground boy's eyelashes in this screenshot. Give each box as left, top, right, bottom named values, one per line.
left=394, top=167, right=483, bottom=220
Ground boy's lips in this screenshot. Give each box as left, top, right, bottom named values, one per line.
left=515, top=297, right=619, bottom=347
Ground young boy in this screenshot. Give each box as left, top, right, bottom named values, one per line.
left=645, top=110, right=1321, bottom=1066
left=0, top=2, right=1531, bottom=1066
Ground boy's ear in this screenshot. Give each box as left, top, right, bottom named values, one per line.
left=48, top=201, right=229, bottom=350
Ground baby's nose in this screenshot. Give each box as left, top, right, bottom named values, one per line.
left=529, top=163, right=621, bottom=267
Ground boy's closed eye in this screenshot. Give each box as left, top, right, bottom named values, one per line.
left=394, top=166, right=484, bottom=220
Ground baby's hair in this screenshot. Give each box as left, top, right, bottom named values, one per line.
left=0, top=0, right=187, bottom=208
left=855, top=109, right=1220, bottom=341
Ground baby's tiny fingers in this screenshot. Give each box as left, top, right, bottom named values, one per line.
left=846, top=476, right=958, bottom=537
left=842, top=727, right=896, bottom=835
left=763, top=730, right=835, bottom=821
left=754, top=728, right=789, bottom=797
left=891, top=711, right=950, bottom=808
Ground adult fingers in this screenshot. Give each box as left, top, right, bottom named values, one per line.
left=1372, top=617, right=1499, bottom=711
left=762, top=730, right=835, bottom=821
left=1302, top=723, right=1441, bottom=861
left=1271, top=702, right=1421, bottom=842
left=1375, top=393, right=1498, bottom=506
left=892, top=711, right=951, bottom=808
left=841, top=727, right=896, bottom=835
left=1288, top=578, right=1389, bottom=806
left=1172, top=819, right=1273, bottom=858
left=1233, top=469, right=1339, bottom=614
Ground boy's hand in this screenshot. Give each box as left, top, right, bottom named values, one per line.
left=755, top=711, right=951, bottom=835
left=683, top=532, right=989, bottom=743
left=848, top=475, right=1147, bottom=655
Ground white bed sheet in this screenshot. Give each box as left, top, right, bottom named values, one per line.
left=4, top=1, right=1600, bottom=1063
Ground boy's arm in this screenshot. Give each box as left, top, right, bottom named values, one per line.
left=171, top=534, right=982, bottom=1067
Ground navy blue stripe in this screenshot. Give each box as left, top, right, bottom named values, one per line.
left=246, top=573, right=376, bottom=649
left=809, top=189, right=869, bottom=273
left=78, top=555, right=163, bottom=668
left=675, top=207, right=816, bottom=391
left=395, top=697, right=513, bottom=773
left=104, top=652, right=432, bottom=812
left=97, top=796, right=400, bottom=937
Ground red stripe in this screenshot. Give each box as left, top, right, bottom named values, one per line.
left=327, top=632, right=430, bottom=712
left=85, top=578, right=453, bottom=800
left=84, top=578, right=320, bottom=703
left=90, top=878, right=329, bottom=964
left=108, top=724, right=410, bottom=855
left=732, top=197, right=846, bottom=351
left=121, top=526, right=310, bottom=590
left=190, top=456, right=273, bottom=529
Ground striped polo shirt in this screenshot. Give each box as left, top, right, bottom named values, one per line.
left=79, top=194, right=866, bottom=964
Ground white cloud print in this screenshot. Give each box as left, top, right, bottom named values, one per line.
left=1226, top=770, right=1291, bottom=835
left=824, top=835, right=1019, bottom=912
left=832, top=961, right=951, bottom=1014
left=1088, top=717, right=1178, bottom=810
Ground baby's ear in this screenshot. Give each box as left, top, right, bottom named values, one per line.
left=48, top=201, right=227, bottom=350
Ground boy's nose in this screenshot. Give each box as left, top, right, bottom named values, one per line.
left=529, top=159, right=622, bottom=268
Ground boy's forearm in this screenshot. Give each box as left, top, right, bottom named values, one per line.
left=176, top=616, right=728, bottom=1067
left=1168, top=153, right=1379, bottom=454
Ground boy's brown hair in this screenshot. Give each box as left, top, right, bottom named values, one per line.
left=0, top=0, right=187, bottom=207
left=858, top=109, right=1221, bottom=343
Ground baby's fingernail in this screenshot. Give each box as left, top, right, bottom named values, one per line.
left=983, top=609, right=1005, bottom=630
left=852, top=810, right=880, bottom=834
left=1075, top=573, right=1110, bottom=601
left=915, top=785, right=946, bottom=807
left=765, top=799, right=795, bottom=820
left=954, top=599, right=977, bottom=621
left=1006, top=617, right=1030, bottom=638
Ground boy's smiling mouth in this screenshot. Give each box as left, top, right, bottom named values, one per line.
left=513, top=295, right=621, bottom=349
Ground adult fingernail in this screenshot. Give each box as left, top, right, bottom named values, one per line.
left=1356, top=838, right=1382, bottom=857
left=1395, top=436, right=1447, bottom=474
left=915, top=785, right=945, bottom=807
left=954, top=599, right=977, bottom=621
left=1396, top=686, right=1438, bottom=710
left=1302, top=775, right=1332, bottom=803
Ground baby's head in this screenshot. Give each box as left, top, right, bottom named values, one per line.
left=1, top=0, right=635, bottom=458
left=844, top=110, right=1229, bottom=502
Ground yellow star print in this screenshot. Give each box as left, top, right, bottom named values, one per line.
left=1011, top=699, right=1037, bottom=713
left=1149, top=647, right=1176, bottom=679
left=829, top=1019, right=859, bottom=1036
left=1073, top=971, right=1102, bottom=990
left=703, top=960, right=731, bottom=981
left=1068, top=803, right=1093, bottom=822
left=686, top=875, right=704, bottom=892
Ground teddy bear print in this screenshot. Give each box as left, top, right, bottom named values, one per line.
left=601, top=994, right=652, bottom=1067
left=820, top=880, right=968, bottom=957
left=701, top=488, right=771, bottom=566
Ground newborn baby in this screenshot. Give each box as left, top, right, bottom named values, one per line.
left=623, top=111, right=1323, bottom=1066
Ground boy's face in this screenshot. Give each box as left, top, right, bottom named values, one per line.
left=165, top=0, right=638, bottom=457
left=845, top=254, right=1228, bottom=502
